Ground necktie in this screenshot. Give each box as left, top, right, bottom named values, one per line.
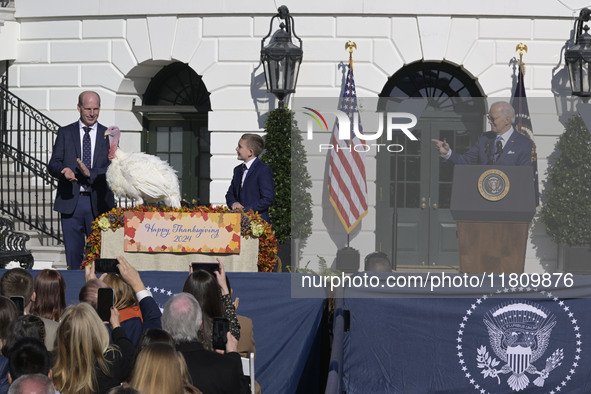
left=239, top=163, right=247, bottom=198
left=82, top=126, right=92, bottom=169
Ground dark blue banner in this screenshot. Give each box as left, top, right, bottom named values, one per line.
left=342, top=288, right=591, bottom=393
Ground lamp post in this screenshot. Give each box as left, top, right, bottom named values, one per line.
left=566, top=8, right=591, bottom=98
left=260, top=5, right=303, bottom=106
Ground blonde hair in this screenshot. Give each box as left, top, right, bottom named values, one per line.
left=103, top=274, right=138, bottom=310
left=53, top=303, right=117, bottom=394
left=130, top=342, right=191, bottom=394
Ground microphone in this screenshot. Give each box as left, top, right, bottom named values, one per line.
left=496, top=140, right=503, bottom=155
left=485, top=141, right=492, bottom=164
left=494, top=140, right=503, bottom=164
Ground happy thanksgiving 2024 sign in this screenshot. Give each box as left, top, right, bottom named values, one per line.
left=123, top=211, right=241, bottom=253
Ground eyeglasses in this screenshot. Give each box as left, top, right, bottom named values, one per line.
left=487, top=114, right=498, bottom=122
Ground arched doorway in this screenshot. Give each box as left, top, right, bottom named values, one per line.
left=376, top=61, right=486, bottom=268
left=137, top=62, right=212, bottom=205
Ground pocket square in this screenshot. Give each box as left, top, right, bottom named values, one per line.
left=507, top=150, right=515, bottom=154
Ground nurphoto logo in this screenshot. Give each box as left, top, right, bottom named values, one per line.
left=300, top=107, right=419, bottom=153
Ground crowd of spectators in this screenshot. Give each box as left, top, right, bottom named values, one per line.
left=0, top=257, right=255, bottom=394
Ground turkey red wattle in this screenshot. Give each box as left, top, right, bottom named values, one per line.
left=104, top=126, right=121, bottom=160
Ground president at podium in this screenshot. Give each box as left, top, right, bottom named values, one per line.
left=431, top=101, right=536, bottom=274
left=432, top=101, right=533, bottom=166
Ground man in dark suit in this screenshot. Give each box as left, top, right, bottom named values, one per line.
left=225, top=134, right=274, bottom=222
left=48, top=91, right=114, bottom=270
left=432, top=101, right=533, bottom=166
left=162, top=292, right=247, bottom=394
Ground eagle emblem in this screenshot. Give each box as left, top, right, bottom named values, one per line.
left=478, top=301, right=563, bottom=391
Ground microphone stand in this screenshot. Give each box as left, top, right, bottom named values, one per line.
left=485, top=141, right=493, bottom=165
left=494, top=141, right=503, bottom=164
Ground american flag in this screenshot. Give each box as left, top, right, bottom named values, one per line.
left=328, top=59, right=368, bottom=233
left=511, top=62, right=540, bottom=206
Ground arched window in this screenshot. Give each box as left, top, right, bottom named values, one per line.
left=140, top=62, right=211, bottom=205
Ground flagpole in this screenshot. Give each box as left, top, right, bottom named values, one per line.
left=345, top=42, right=355, bottom=249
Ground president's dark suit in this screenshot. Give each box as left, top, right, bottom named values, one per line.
left=48, top=121, right=114, bottom=269
left=177, top=340, right=247, bottom=394
left=447, top=129, right=533, bottom=166
left=225, top=157, right=274, bottom=222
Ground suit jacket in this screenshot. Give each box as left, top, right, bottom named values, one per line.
left=225, top=158, right=274, bottom=222
left=119, top=296, right=162, bottom=346
left=47, top=121, right=114, bottom=217
left=177, top=340, right=246, bottom=394
left=448, top=129, right=533, bottom=166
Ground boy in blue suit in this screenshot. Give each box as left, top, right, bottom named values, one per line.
left=432, top=101, right=533, bottom=166
left=48, top=91, right=114, bottom=269
left=225, top=134, right=274, bottom=223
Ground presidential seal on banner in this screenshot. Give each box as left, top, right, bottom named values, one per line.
left=457, top=291, right=582, bottom=393
left=478, top=169, right=510, bottom=201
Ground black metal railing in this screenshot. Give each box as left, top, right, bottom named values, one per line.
left=0, top=79, right=63, bottom=244
left=0, top=80, right=135, bottom=247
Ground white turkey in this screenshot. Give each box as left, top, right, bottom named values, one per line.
left=104, top=126, right=181, bottom=208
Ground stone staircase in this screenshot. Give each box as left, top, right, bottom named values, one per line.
left=1, top=157, right=67, bottom=269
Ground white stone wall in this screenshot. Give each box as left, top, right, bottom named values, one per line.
left=3, top=0, right=586, bottom=271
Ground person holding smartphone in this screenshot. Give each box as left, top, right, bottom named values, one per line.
left=162, top=293, right=246, bottom=394
left=85, top=256, right=162, bottom=345
left=183, top=259, right=240, bottom=351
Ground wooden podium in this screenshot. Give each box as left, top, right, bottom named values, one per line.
left=450, top=165, right=536, bottom=274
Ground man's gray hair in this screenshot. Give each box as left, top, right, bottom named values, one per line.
left=162, top=292, right=202, bottom=342
left=491, top=101, right=515, bottom=124
left=8, top=374, right=54, bottom=394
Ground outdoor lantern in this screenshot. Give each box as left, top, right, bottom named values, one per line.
left=565, top=8, right=591, bottom=98
left=260, top=5, right=303, bottom=105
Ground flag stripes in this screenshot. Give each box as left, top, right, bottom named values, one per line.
left=328, top=60, right=368, bottom=233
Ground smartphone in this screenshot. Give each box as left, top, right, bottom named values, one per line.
left=212, top=317, right=230, bottom=350
left=192, top=262, right=220, bottom=275
left=10, top=296, right=24, bottom=316
left=94, top=258, right=120, bottom=273
left=96, top=287, right=114, bottom=322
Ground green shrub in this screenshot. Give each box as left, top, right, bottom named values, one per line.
left=541, top=114, right=591, bottom=245
left=261, top=107, right=313, bottom=249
